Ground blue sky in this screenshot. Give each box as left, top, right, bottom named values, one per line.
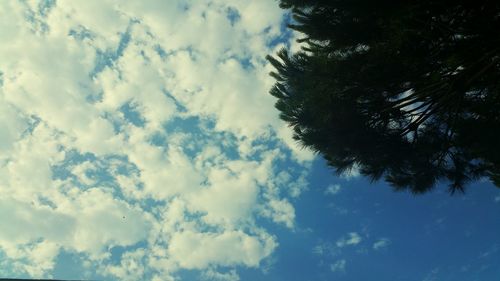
left=0, top=1, right=499, bottom=280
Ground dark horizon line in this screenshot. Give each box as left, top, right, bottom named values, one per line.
left=0, top=279, right=98, bottom=281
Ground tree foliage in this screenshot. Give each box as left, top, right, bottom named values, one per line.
left=268, top=0, right=500, bottom=193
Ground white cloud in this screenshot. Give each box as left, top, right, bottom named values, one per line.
left=0, top=0, right=312, bottom=279
left=330, top=259, right=346, bottom=273
left=495, top=196, right=500, bottom=203
left=422, top=268, right=440, bottom=281
left=312, top=242, right=338, bottom=257
left=325, top=184, right=341, bottom=196
left=104, top=249, right=147, bottom=281
left=0, top=188, right=152, bottom=258
left=70, top=160, right=99, bottom=186
left=276, top=125, right=316, bottom=163
left=168, top=230, right=276, bottom=269
left=336, top=232, right=362, bottom=248
left=0, top=97, right=27, bottom=154
left=339, top=164, right=361, bottom=179
left=0, top=198, right=73, bottom=246
left=187, top=165, right=259, bottom=225
left=201, top=269, right=240, bottom=281
left=259, top=199, right=296, bottom=229
left=67, top=188, right=152, bottom=257
left=372, top=238, right=391, bottom=250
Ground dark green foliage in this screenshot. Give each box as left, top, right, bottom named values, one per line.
left=268, top=0, right=500, bottom=193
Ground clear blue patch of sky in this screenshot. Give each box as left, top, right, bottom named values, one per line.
left=51, top=149, right=97, bottom=181
left=226, top=6, right=241, bottom=26
left=0, top=251, right=16, bottom=278
left=53, top=250, right=107, bottom=280
left=50, top=149, right=141, bottom=203
left=90, top=22, right=134, bottom=78
left=108, top=241, right=149, bottom=266
left=68, top=25, right=95, bottom=42
left=120, top=101, right=146, bottom=127
left=267, top=12, right=295, bottom=50
left=237, top=157, right=500, bottom=281
left=162, top=115, right=241, bottom=161
left=19, top=115, right=42, bottom=139
left=176, top=268, right=204, bottom=281
left=37, top=0, right=56, bottom=17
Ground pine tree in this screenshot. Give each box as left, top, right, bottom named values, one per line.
left=268, top=0, right=500, bottom=193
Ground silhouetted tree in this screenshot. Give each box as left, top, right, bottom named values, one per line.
left=268, top=0, right=500, bottom=193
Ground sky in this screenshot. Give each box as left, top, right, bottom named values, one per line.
left=0, top=1, right=499, bottom=281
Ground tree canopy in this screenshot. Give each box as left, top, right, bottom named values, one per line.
left=268, top=0, right=500, bottom=193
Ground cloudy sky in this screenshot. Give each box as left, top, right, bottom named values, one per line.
left=0, top=1, right=499, bottom=280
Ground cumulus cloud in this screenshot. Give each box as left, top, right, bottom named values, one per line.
left=312, top=241, right=339, bottom=258
left=325, top=184, right=341, bottom=196
left=168, top=230, right=276, bottom=269
left=0, top=97, right=27, bottom=154
left=330, top=259, right=346, bottom=273
left=336, top=232, right=362, bottom=248
left=0, top=0, right=312, bottom=279
left=339, top=164, right=361, bottom=179
left=201, top=268, right=240, bottom=281
left=104, top=249, right=148, bottom=281
left=267, top=199, right=296, bottom=228
left=422, top=268, right=440, bottom=281
left=372, top=238, right=391, bottom=250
